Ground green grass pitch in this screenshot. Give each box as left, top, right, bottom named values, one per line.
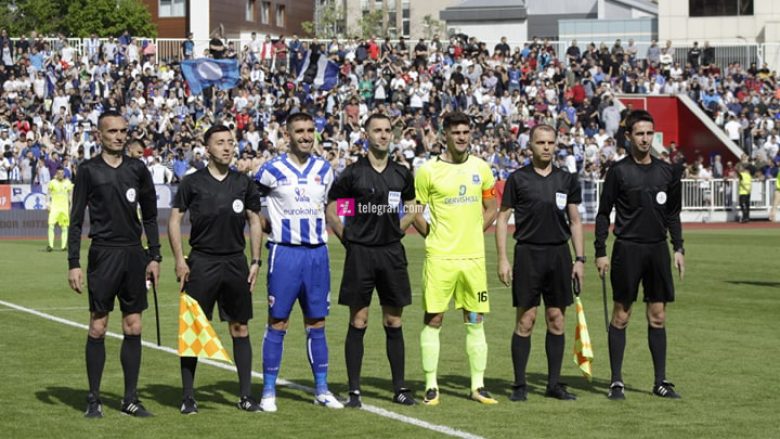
left=1, top=228, right=779, bottom=438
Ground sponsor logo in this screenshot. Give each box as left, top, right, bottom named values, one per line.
left=336, top=198, right=355, bottom=216
left=294, top=187, right=311, bottom=203
left=555, top=192, right=567, bottom=210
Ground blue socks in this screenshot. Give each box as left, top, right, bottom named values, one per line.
left=262, top=327, right=286, bottom=397
left=307, top=327, right=329, bottom=395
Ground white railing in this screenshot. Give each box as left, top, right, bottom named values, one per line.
left=585, top=178, right=776, bottom=220
left=8, top=37, right=778, bottom=71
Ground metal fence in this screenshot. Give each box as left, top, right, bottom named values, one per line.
left=8, top=37, right=777, bottom=71
left=583, top=178, right=776, bottom=220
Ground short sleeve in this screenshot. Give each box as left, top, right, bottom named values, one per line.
left=172, top=174, right=192, bottom=211
left=568, top=172, right=582, bottom=204
left=401, top=167, right=415, bottom=201
left=327, top=165, right=352, bottom=201
left=244, top=174, right=262, bottom=212
left=254, top=163, right=278, bottom=196
left=414, top=164, right=431, bottom=205
left=501, top=173, right=517, bottom=209
left=480, top=161, right=495, bottom=191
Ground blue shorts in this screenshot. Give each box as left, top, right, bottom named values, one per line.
left=267, top=242, right=331, bottom=319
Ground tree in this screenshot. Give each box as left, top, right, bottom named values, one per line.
left=65, top=0, right=156, bottom=38
left=0, top=0, right=156, bottom=37
left=300, top=21, right=315, bottom=37
left=356, top=9, right=383, bottom=40
left=317, top=0, right=346, bottom=39
left=422, top=14, right=445, bottom=39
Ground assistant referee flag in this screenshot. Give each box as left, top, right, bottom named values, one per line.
left=178, top=293, right=232, bottom=363
left=181, top=58, right=240, bottom=95
left=573, top=296, right=594, bottom=381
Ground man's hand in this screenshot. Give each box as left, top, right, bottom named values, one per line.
left=596, top=256, right=610, bottom=279
left=146, top=261, right=160, bottom=288
left=674, top=252, right=685, bottom=281
left=498, top=257, right=512, bottom=287
left=572, top=260, right=584, bottom=289
left=175, top=258, right=190, bottom=291
left=248, top=263, right=260, bottom=292
left=68, top=268, right=83, bottom=294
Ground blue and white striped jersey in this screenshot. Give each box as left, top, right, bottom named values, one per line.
left=255, top=153, right=334, bottom=245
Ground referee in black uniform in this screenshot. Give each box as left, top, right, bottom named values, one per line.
left=168, top=125, right=264, bottom=414
left=495, top=124, right=585, bottom=402
left=595, top=110, right=685, bottom=400
left=325, top=113, right=418, bottom=407
left=68, top=110, right=161, bottom=418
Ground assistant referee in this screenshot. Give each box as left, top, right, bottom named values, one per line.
left=68, top=110, right=161, bottom=418
left=325, top=113, right=418, bottom=407
left=168, top=125, right=264, bottom=414
left=495, top=124, right=585, bottom=401
left=595, top=110, right=685, bottom=400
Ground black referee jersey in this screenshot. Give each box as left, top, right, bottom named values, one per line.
left=501, top=165, right=582, bottom=244
left=327, top=157, right=415, bottom=246
left=594, top=156, right=683, bottom=258
left=173, top=168, right=262, bottom=255
left=68, top=154, right=160, bottom=269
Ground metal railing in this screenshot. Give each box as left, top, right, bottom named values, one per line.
left=582, top=178, right=776, bottom=221
left=7, top=37, right=777, bottom=71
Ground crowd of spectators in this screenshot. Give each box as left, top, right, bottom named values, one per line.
left=0, top=29, right=778, bottom=194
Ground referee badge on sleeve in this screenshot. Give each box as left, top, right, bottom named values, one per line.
left=555, top=192, right=567, bottom=210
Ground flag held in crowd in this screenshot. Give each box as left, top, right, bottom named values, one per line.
left=296, top=50, right=339, bottom=91
left=180, top=59, right=240, bottom=95
left=573, top=295, right=594, bottom=381
left=178, top=292, right=232, bottom=363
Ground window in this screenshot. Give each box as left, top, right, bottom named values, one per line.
left=261, top=1, right=270, bottom=24
left=276, top=5, right=285, bottom=27
left=689, top=0, right=753, bottom=17
left=402, top=0, right=410, bottom=37
left=246, top=0, right=255, bottom=22
left=159, top=0, right=185, bottom=18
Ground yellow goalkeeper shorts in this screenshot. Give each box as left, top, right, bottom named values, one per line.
left=422, top=257, right=490, bottom=314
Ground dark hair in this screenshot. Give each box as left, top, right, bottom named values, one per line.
left=97, top=110, right=124, bottom=129
left=529, top=124, right=556, bottom=144
left=126, top=139, right=145, bottom=150
left=625, top=110, right=654, bottom=133
left=204, top=125, right=231, bottom=144
left=364, top=113, right=391, bottom=130
left=442, top=111, right=471, bottom=131
left=286, top=112, right=314, bottom=129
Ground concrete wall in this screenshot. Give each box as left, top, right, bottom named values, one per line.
left=445, top=21, right=528, bottom=46
left=659, top=0, right=780, bottom=43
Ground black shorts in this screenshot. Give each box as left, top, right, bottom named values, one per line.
left=512, top=242, right=573, bottom=309
left=610, top=240, right=674, bottom=308
left=87, top=245, right=148, bottom=314
left=185, top=251, right=253, bottom=323
left=338, top=241, right=412, bottom=309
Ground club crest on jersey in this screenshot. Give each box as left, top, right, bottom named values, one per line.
left=232, top=199, right=244, bottom=213
left=125, top=188, right=136, bottom=203
left=295, top=187, right=310, bottom=202
left=656, top=191, right=667, bottom=205
left=314, top=175, right=322, bottom=184
left=555, top=192, right=567, bottom=210
left=472, top=174, right=481, bottom=184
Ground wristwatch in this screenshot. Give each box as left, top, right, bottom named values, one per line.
left=251, top=259, right=262, bottom=267
left=575, top=256, right=587, bottom=264
left=150, top=254, right=162, bottom=263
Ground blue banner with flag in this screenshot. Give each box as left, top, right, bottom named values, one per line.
left=181, top=59, right=240, bottom=95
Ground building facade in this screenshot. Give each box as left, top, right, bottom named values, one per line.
left=142, top=0, right=314, bottom=40
left=341, top=0, right=459, bottom=38
left=659, top=0, right=780, bottom=43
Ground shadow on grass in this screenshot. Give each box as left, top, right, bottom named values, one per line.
left=142, top=380, right=313, bottom=410
left=725, top=280, right=780, bottom=288
left=35, top=387, right=123, bottom=413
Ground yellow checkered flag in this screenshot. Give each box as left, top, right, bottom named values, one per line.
left=573, top=295, right=593, bottom=381
left=178, top=293, right=232, bottom=363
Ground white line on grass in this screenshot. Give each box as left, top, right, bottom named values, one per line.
left=0, top=299, right=484, bottom=439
